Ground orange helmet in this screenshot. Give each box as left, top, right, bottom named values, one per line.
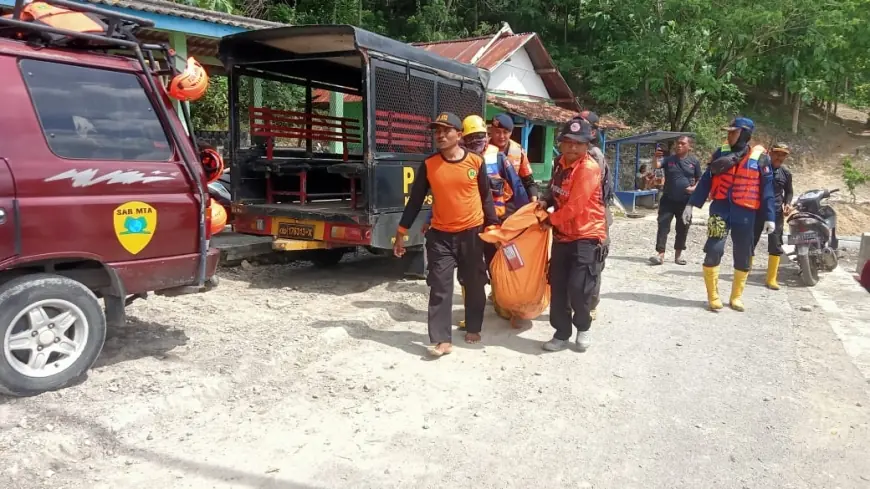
left=209, top=199, right=228, bottom=235
left=168, top=57, right=208, bottom=102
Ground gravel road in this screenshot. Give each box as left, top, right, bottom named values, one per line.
left=1, top=214, right=869, bottom=489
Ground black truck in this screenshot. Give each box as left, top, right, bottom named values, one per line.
left=218, top=25, right=490, bottom=272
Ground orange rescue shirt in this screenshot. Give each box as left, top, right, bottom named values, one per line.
left=398, top=150, right=498, bottom=234
left=547, top=154, right=607, bottom=243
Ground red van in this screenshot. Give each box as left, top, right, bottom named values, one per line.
left=0, top=0, right=219, bottom=396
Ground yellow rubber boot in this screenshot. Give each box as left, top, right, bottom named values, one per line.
left=766, top=255, right=781, bottom=290
left=703, top=266, right=724, bottom=311
left=458, top=286, right=467, bottom=329
left=730, top=269, right=750, bottom=312
left=748, top=256, right=754, bottom=270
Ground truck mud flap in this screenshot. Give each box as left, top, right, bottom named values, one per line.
left=371, top=212, right=426, bottom=250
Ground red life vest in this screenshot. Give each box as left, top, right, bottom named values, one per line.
left=483, top=145, right=513, bottom=218
left=710, top=145, right=766, bottom=210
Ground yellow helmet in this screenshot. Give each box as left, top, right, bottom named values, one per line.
left=462, top=115, right=487, bottom=136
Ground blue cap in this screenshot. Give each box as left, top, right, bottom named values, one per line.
left=723, top=117, right=754, bottom=133
left=490, top=113, right=515, bottom=132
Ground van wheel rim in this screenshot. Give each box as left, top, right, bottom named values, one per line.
left=4, top=300, right=89, bottom=378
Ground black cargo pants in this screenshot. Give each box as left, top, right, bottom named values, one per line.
left=656, top=197, right=690, bottom=252
left=425, top=226, right=488, bottom=344
left=590, top=207, right=613, bottom=311
left=549, top=239, right=604, bottom=341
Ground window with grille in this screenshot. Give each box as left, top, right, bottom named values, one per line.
left=373, top=66, right=435, bottom=154
left=372, top=61, right=485, bottom=155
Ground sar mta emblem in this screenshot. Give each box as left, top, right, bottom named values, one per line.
left=113, top=201, right=157, bottom=255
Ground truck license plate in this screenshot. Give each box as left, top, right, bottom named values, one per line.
left=788, top=232, right=818, bottom=245
left=277, top=223, right=315, bottom=240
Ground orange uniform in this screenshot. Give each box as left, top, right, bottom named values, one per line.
left=547, top=154, right=607, bottom=243
left=398, top=149, right=498, bottom=234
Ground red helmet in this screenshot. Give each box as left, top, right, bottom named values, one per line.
left=200, top=147, right=224, bottom=184
left=168, top=57, right=208, bottom=102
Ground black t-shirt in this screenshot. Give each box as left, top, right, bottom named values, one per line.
left=661, top=154, right=701, bottom=201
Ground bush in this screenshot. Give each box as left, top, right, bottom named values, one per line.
left=842, top=156, right=870, bottom=202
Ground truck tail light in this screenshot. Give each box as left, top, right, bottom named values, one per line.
left=329, top=225, right=371, bottom=244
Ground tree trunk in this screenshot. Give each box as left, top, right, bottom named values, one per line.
left=782, top=75, right=789, bottom=106
left=563, top=6, right=568, bottom=45
left=792, top=94, right=801, bottom=134
left=679, top=93, right=709, bottom=132
left=643, top=78, right=650, bottom=107
left=825, top=98, right=831, bottom=126
left=671, top=86, right=686, bottom=131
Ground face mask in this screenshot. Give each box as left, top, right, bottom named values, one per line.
left=463, top=134, right=488, bottom=154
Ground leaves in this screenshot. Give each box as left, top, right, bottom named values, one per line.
left=181, top=0, right=870, bottom=133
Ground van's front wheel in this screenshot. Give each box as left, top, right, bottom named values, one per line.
left=0, top=274, right=107, bottom=397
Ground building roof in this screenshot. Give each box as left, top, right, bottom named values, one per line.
left=488, top=94, right=629, bottom=130
left=414, top=32, right=580, bottom=112
left=606, top=131, right=695, bottom=145
left=81, top=0, right=283, bottom=30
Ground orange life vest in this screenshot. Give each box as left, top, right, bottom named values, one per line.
left=503, top=140, right=526, bottom=175
left=483, top=144, right=513, bottom=218
left=2, top=2, right=106, bottom=34
left=710, top=145, right=766, bottom=210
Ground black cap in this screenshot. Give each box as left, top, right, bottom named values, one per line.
left=579, top=110, right=600, bottom=128
left=558, top=118, right=594, bottom=143
left=429, top=112, right=462, bottom=131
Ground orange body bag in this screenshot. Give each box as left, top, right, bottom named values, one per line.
left=479, top=204, right=552, bottom=320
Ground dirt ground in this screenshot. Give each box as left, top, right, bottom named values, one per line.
left=1, top=216, right=869, bottom=489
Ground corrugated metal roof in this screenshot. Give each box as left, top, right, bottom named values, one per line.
left=413, top=33, right=533, bottom=71
left=311, top=91, right=361, bottom=104
left=488, top=94, right=629, bottom=130
left=82, top=0, right=283, bottom=30
left=415, top=33, right=580, bottom=112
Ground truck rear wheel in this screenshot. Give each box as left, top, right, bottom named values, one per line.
left=0, top=274, right=107, bottom=397
left=310, top=249, right=347, bottom=268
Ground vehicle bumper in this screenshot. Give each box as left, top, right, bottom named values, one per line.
left=108, top=248, right=220, bottom=296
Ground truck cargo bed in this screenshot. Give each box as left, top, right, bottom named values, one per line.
left=239, top=200, right=370, bottom=224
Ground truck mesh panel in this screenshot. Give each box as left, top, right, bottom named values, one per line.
left=373, top=67, right=435, bottom=154
left=437, top=83, right=484, bottom=122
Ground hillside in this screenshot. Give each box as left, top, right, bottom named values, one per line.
left=743, top=96, right=870, bottom=236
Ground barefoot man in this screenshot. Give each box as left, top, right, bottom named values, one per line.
left=394, top=112, right=498, bottom=356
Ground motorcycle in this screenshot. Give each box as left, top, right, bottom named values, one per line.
left=786, top=188, right=839, bottom=286
left=207, top=171, right=232, bottom=228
